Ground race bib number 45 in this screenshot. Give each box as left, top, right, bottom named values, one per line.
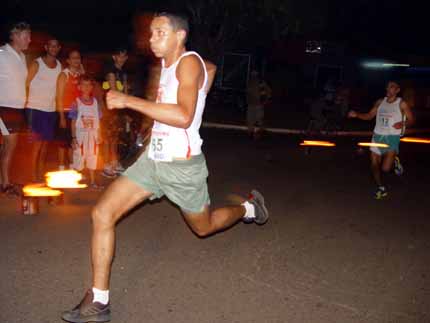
left=148, top=130, right=172, bottom=162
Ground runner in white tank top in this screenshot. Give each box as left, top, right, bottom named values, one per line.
left=348, top=81, right=414, bottom=199
left=149, top=51, right=207, bottom=161
left=62, top=13, right=269, bottom=322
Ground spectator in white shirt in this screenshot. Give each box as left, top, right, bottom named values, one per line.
left=0, top=22, right=31, bottom=196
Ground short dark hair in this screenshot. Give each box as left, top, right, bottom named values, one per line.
left=155, top=12, right=189, bottom=36
left=79, top=74, right=94, bottom=84
left=388, top=80, right=401, bottom=89
left=113, top=47, right=128, bottom=55
left=67, top=49, right=81, bottom=58
left=9, top=21, right=30, bottom=35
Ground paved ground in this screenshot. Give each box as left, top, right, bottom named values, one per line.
left=1, top=128, right=430, bottom=323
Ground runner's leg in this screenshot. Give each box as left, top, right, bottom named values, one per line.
left=91, top=176, right=153, bottom=289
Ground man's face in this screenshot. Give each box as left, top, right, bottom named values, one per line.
left=386, top=82, right=400, bottom=98
left=45, top=40, right=61, bottom=57
left=112, top=52, right=128, bottom=68
left=11, top=30, right=31, bottom=51
left=149, top=16, right=181, bottom=58
left=67, top=51, right=82, bottom=69
left=79, top=80, right=93, bottom=95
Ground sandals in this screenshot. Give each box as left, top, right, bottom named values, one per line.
left=1, top=184, right=22, bottom=197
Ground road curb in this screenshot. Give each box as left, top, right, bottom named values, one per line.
left=202, top=122, right=430, bottom=137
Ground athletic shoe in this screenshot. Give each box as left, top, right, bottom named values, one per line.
left=394, top=156, right=404, bottom=176
left=374, top=186, right=388, bottom=200
left=248, top=189, right=269, bottom=224
left=61, top=289, right=111, bottom=323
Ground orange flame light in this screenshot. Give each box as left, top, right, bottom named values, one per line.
left=46, top=170, right=87, bottom=189
left=357, top=142, right=389, bottom=148
left=400, top=137, right=430, bottom=144
left=23, top=184, right=63, bottom=197
left=300, top=140, right=336, bottom=147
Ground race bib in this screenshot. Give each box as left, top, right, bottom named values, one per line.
left=148, top=128, right=172, bottom=162
left=378, top=114, right=391, bottom=129
left=81, top=116, right=95, bottom=129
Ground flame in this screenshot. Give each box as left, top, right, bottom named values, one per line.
left=300, top=140, right=336, bottom=147
left=357, top=142, right=389, bottom=148
left=23, top=183, right=63, bottom=197
left=45, top=170, right=87, bottom=188
left=400, top=137, right=430, bottom=144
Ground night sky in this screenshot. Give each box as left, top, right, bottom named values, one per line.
left=2, top=0, right=429, bottom=56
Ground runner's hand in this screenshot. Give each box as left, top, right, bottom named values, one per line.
left=347, top=110, right=357, bottom=118
left=106, top=90, right=128, bottom=110
left=392, top=121, right=403, bottom=129
left=60, top=116, right=66, bottom=128
left=72, top=138, right=78, bottom=149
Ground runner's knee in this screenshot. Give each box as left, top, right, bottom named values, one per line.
left=91, top=203, right=116, bottom=229
left=381, top=164, right=392, bottom=173
left=191, top=224, right=212, bottom=238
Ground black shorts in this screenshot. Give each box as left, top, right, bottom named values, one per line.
left=0, top=107, right=27, bottom=135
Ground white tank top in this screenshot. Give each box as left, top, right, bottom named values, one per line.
left=374, top=97, right=403, bottom=135
left=75, top=97, right=100, bottom=132
left=149, top=51, right=207, bottom=161
left=27, top=57, right=62, bottom=112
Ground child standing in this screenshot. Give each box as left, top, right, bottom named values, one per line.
left=69, top=76, right=102, bottom=188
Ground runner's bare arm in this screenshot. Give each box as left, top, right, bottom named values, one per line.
left=204, top=59, right=217, bottom=94
left=106, top=55, right=203, bottom=129
left=348, top=99, right=381, bottom=120
left=71, top=119, right=77, bottom=138
left=400, top=100, right=414, bottom=127
left=25, top=60, right=39, bottom=101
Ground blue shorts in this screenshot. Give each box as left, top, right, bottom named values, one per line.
left=370, top=134, right=400, bottom=155
left=26, top=108, right=57, bottom=141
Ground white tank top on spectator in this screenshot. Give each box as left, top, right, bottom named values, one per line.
left=27, top=57, right=62, bottom=112
left=0, top=44, right=28, bottom=109
left=149, top=51, right=208, bottom=161
left=374, top=97, right=403, bottom=136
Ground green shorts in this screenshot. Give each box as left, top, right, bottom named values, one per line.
left=370, top=134, right=400, bottom=155
left=122, top=150, right=210, bottom=213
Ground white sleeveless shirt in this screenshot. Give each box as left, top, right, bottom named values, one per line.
left=374, top=97, right=403, bottom=136
left=148, top=51, right=208, bottom=161
left=0, top=44, right=27, bottom=109
left=27, top=57, right=62, bottom=112
left=75, top=97, right=100, bottom=133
